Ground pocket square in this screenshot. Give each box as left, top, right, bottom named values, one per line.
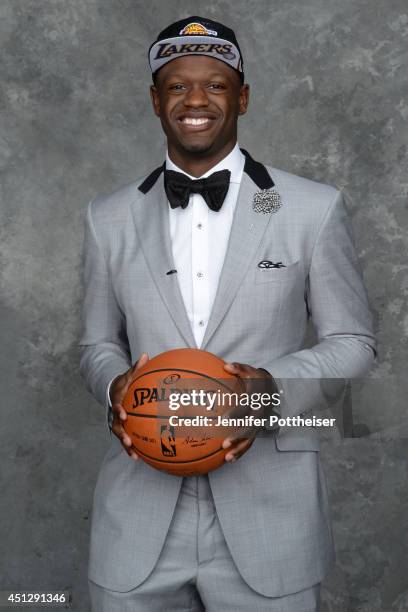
left=258, top=260, right=286, bottom=269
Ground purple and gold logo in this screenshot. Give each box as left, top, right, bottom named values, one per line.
left=154, top=42, right=236, bottom=61
left=179, top=22, right=218, bottom=36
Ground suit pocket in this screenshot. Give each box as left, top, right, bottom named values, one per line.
left=255, top=260, right=300, bottom=284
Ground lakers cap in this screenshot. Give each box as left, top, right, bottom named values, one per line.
left=149, top=16, right=244, bottom=80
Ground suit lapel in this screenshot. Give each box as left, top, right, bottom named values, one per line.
left=130, top=176, right=197, bottom=348
left=201, top=171, right=275, bottom=350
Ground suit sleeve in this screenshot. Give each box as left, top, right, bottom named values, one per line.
left=265, top=189, right=377, bottom=421
left=78, top=199, right=132, bottom=426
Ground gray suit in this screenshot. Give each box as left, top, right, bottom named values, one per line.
left=79, top=154, right=376, bottom=598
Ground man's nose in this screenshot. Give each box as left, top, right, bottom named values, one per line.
left=183, top=85, right=209, bottom=107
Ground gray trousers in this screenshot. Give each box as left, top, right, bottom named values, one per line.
left=89, top=475, right=321, bottom=611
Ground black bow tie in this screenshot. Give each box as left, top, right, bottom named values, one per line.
left=164, top=169, right=231, bottom=212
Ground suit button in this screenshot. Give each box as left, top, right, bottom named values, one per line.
left=197, top=271, right=204, bottom=278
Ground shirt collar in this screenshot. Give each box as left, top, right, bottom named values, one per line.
left=165, top=143, right=245, bottom=184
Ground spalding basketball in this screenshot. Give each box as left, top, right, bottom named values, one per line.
left=123, top=348, right=243, bottom=476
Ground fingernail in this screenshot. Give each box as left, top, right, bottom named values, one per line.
left=222, top=439, right=232, bottom=449
left=225, top=453, right=234, bottom=462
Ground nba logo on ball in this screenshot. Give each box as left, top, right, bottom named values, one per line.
left=161, top=424, right=177, bottom=457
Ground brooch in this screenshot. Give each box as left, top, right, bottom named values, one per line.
left=252, top=188, right=282, bottom=214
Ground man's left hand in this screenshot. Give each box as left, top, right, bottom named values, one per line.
left=222, top=362, right=278, bottom=463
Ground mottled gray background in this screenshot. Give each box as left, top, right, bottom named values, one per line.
left=1, top=1, right=407, bottom=610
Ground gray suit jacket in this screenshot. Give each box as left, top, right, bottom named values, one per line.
left=79, top=152, right=376, bottom=596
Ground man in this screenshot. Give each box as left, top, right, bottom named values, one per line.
left=79, top=16, right=376, bottom=611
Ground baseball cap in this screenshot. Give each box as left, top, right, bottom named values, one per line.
left=149, top=16, right=244, bottom=81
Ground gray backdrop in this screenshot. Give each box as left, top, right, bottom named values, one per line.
left=1, top=1, right=407, bottom=611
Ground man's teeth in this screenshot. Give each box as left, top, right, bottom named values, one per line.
left=181, top=117, right=210, bottom=125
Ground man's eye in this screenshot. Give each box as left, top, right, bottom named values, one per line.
left=169, top=84, right=185, bottom=91
left=208, top=83, right=225, bottom=90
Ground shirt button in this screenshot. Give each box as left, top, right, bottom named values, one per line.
left=198, top=320, right=205, bottom=327
left=197, top=223, right=203, bottom=229
left=197, top=271, right=204, bottom=278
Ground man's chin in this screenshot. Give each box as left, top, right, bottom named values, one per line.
left=179, top=141, right=214, bottom=155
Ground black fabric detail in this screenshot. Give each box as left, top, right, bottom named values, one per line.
left=240, top=148, right=274, bottom=189
left=137, top=149, right=274, bottom=195
left=138, top=163, right=165, bottom=194
left=164, top=169, right=231, bottom=212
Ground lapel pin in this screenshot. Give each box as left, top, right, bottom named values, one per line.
left=252, top=188, right=282, bottom=214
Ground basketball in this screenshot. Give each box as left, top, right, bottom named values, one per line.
left=122, top=348, right=243, bottom=476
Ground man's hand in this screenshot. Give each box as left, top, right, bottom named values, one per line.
left=222, top=362, right=278, bottom=463
left=110, top=352, right=149, bottom=461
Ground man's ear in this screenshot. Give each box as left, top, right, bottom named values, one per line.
left=150, top=85, right=161, bottom=117
left=238, top=83, right=250, bottom=116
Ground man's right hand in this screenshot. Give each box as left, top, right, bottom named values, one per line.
left=110, top=352, right=149, bottom=461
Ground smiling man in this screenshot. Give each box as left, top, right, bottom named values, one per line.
left=79, top=15, right=376, bottom=612
left=150, top=52, right=248, bottom=172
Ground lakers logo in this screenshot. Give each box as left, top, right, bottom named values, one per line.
left=179, top=22, right=218, bottom=36
left=154, top=43, right=235, bottom=61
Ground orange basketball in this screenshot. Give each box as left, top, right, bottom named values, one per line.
left=123, top=348, right=243, bottom=476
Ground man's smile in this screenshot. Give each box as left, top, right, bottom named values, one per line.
left=176, top=113, right=218, bottom=132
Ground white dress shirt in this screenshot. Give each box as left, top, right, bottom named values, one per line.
left=107, top=143, right=245, bottom=408
left=166, top=143, right=245, bottom=347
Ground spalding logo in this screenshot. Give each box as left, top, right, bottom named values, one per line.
left=179, top=22, right=218, bottom=36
